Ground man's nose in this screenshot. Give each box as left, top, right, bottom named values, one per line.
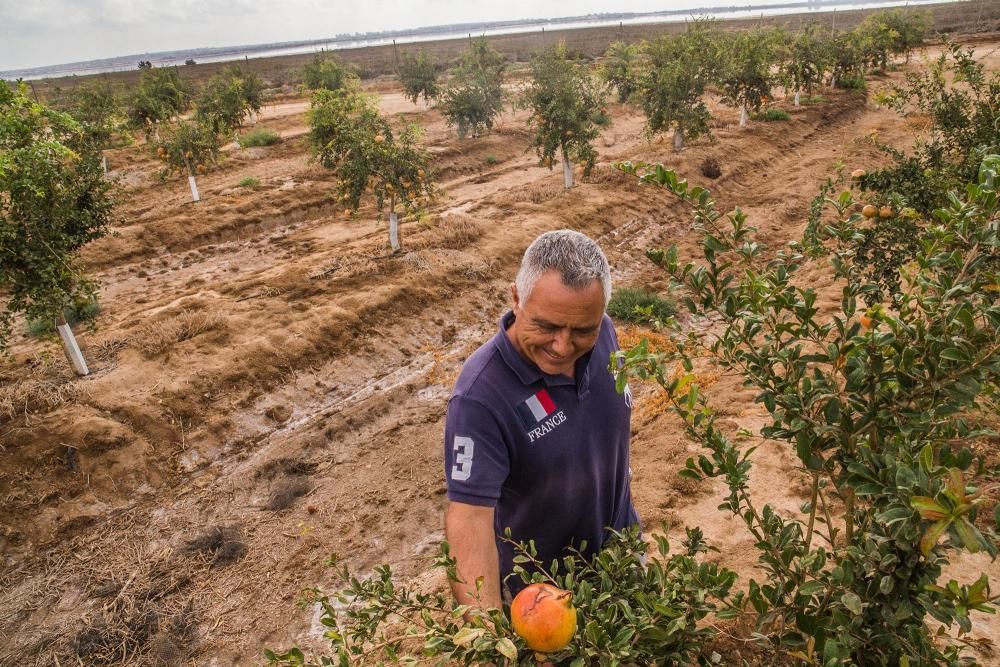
left=551, top=330, right=571, bottom=355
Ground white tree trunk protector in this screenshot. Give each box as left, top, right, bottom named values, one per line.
left=830, top=75, right=837, bottom=89
left=388, top=212, right=400, bottom=253
left=673, top=129, right=684, bottom=151
left=102, top=155, right=108, bottom=176
left=740, top=107, right=749, bottom=127
left=562, top=149, right=574, bottom=188
left=57, top=322, right=89, bottom=376
left=189, top=175, right=200, bottom=202
left=234, top=132, right=241, bottom=149
left=794, top=90, right=801, bottom=106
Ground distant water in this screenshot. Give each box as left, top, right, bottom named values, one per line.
left=1, top=0, right=950, bottom=81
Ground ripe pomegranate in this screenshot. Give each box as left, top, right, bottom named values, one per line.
left=879, top=205, right=894, bottom=219
left=851, top=168, right=866, bottom=180
left=862, top=204, right=878, bottom=218
left=510, top=583, right=576, bottom=654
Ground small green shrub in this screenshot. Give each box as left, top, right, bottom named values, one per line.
left=484, top=154, right=498, bottom=165
left=836, top=75, right=867, bottom=91
left=752, top=108, right=790, bottom=121
left=26, top=296, right=101, bottom=338
left=607, top=287, right=676, bottom=324
left=803, top=94, right=827, bottom=104
left=238, top=177, right=261, bottom=189
left=242, top=129, right=280, bottom=147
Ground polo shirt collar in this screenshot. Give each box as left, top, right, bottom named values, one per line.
left=496, top=310, right=594, bottom=397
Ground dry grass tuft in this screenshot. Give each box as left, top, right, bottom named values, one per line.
left=183, top=525, right=247, bottom=566
left=265, top=476, right=312, bottom=511
left=133, top=310, right=227, bottom=358
left=0, top=362, right=86, bottom=423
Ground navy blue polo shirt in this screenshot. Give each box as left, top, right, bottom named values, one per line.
left=444, top=310, right=639, bottom=590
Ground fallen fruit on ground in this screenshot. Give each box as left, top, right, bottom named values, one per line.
left=879, top=205, right=894, bottom=218
left=851, top=168, right=866, bottom=179
left=510, top=582, right=577, bottom=654
left=862, top=204, right=878, bottom=218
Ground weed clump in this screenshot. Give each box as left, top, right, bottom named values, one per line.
left=242, top=129, right=280, bottom=147
left=607, top=288, right=676, bottom=325
left=699, top=157, right=721, bottom=179
left=752, top=108, right=790, bottom=121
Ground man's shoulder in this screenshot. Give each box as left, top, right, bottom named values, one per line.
left=452, top=334, right=509, bottom=399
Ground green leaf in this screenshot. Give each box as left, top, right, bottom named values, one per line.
left=939, top=348, right=965, bottom=361
left=842, top=592, right=863, bottom=615
left=920, top=519, right=951, bottom=557
left=495, top=637, right=517, bottom=661
left=452, top=627, right=485, bottom=646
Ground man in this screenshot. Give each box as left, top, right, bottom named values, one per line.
left=444, top=229, right=639, bottom=610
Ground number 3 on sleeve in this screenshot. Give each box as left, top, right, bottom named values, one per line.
left=451, top=436, right=474, bottom=481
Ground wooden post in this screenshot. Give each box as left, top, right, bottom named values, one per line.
left=392, top=40, right=400, bottom=72
left=57, top=318, right=89, bottom=376
left=29, top=81, right=40, bottom=102
left=561, top=150, right=574, bottom=189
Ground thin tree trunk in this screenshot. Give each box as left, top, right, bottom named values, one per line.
left=794, top=90, right=801, bottom=106
left=56, top=317, right=89, bottom=376
left=739, top=107, right=748, bottom=127
left=673, top=129, right=684, bottom=152
left=102, top=154, right=108, bottom=176
left=234, top=132, right=241, bottom=150
left=561, top=148, right=574, bottom=189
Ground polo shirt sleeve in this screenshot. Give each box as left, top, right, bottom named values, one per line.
left=444, top=395, right=510, bottom=507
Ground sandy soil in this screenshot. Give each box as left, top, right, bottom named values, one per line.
left=2, top=42, right=1000, bottom=666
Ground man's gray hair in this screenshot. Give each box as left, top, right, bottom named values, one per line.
left=515, top=230, right=611, bottom=306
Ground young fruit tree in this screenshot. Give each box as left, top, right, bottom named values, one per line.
left=599, top=41, right=642, bottom=104
left=522, top=42, right=606, bottom=188
left=717, top=27, right=776, bottom=127
left=637, top=25, right=718, bottom=151
left=0, top=83, right=116, bottom=372
left=301, top=52, right=358, bottom=92
left=126, top=67, right=192, bottom=140
left=779, top=23, right=829, bottom=106
left=440, top=37, right=506, bottom=139
left=154, top=120, right=220, bottom=202
left=195, top=65, right=265, bottom=142
left=616, top=157, right=1000, bottom=665
left=265, top=527, right=738, bottom=665
left=309, top=89, right=433, bottom=253
left=398, top=51, right=440, bottom=106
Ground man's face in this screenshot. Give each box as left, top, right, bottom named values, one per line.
left=508, top=270, right=606, bottom=378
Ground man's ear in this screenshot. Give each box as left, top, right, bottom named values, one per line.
left=510, top=282, right=520, bottom=310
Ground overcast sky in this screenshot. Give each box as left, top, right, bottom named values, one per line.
left=1, top=0, right=811, bottom=71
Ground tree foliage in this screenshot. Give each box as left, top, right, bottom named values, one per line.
left=637, top=24, right=718, bottom=150
left=301, top=52, right=359, bottom=92
left=0, top=83, right=116, bottom=350
left=195, top=65, right=265, bottom=135
left=717, top=27, right=777, bottom=121
left=440, top=38, right=506, bottom=139
left=398, top=51, right=440, bottom=105
left=522, top=42, right=606, bottom=187
left=618, top=156, right=1000, bottom=665
left=67, top=78, right=125, bottom=147
left=127, top=67, right=192, bottom=137
left=599, top=41, right=642, bottom=104
left=778, top=23, right=828, bottom=101
left=154, top=120, right=221, bottom=178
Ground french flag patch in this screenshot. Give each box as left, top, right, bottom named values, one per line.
left=517, top=388, right=556, bottom=425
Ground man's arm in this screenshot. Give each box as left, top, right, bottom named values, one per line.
left=445, top=500, right=502, bottom=611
